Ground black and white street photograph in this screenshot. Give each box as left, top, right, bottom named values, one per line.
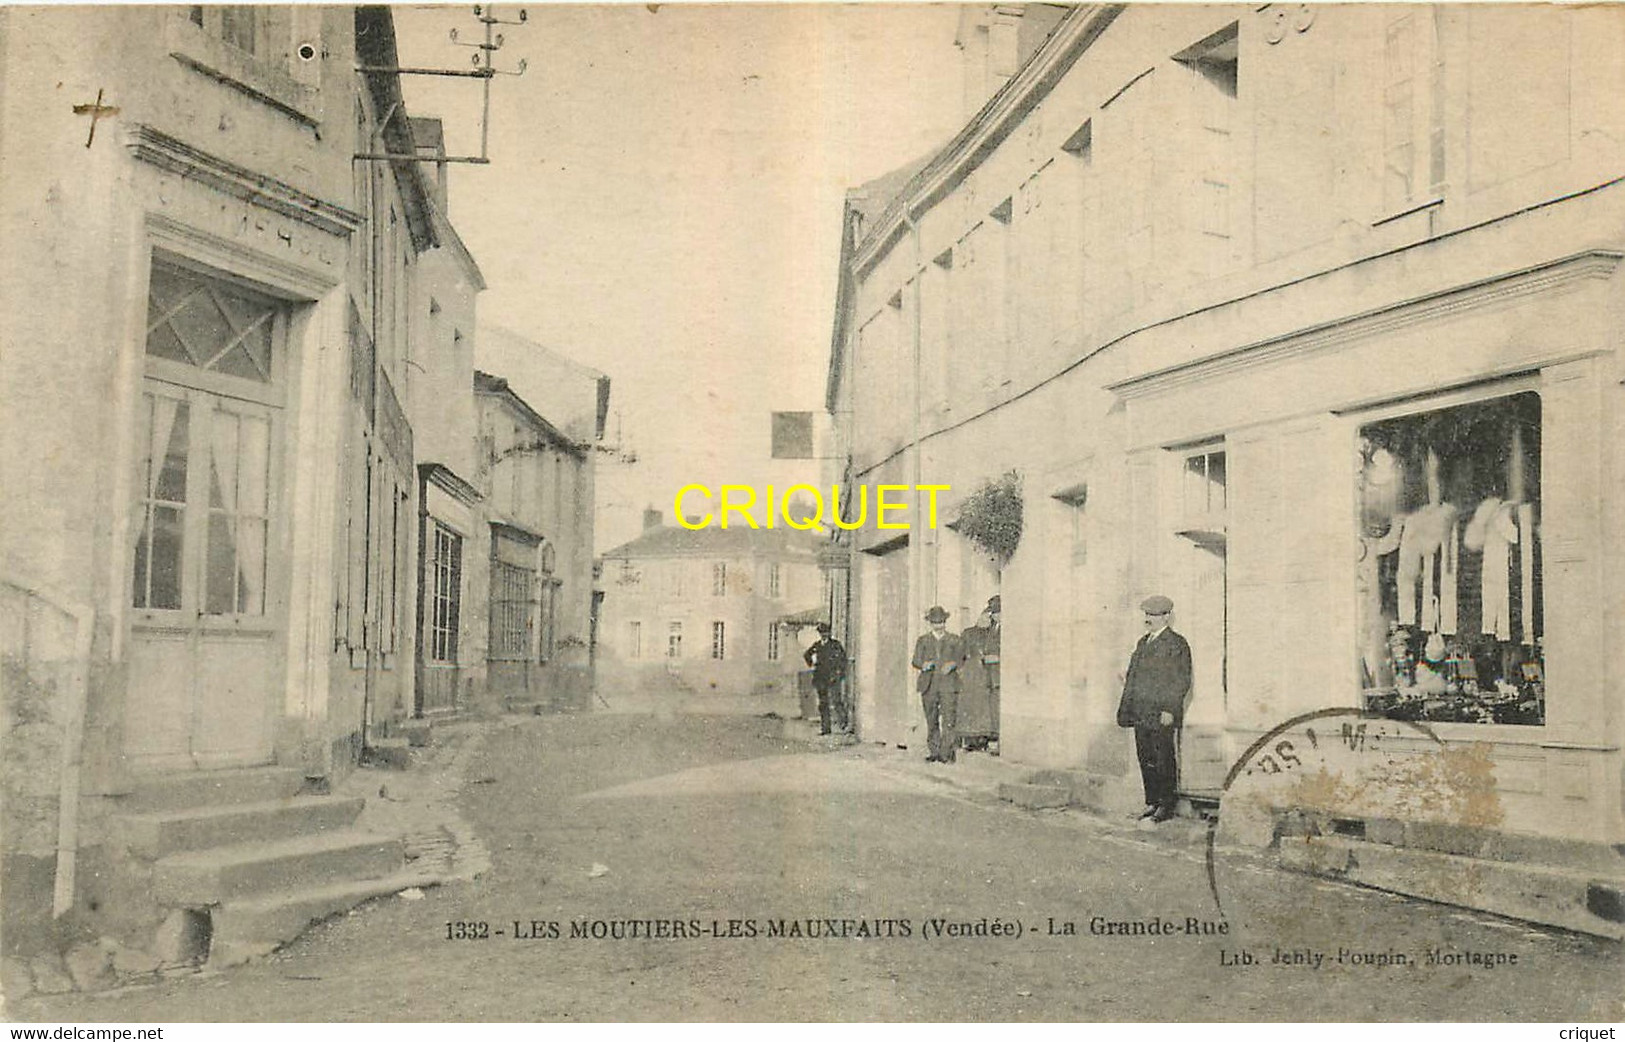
left=1, top=2, right=1623, bottom=1024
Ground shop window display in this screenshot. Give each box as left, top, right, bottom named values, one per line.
left=1356, top=391, right=1542, bottom=725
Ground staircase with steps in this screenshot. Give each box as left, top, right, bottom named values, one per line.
left=113, top=766, right=425, bottom=966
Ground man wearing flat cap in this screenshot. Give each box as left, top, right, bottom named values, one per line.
left=912, top=606, right=964, bottom=763
left=1116, top=594, right=1192, bottom=823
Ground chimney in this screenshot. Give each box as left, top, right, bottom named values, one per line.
left=643, top=507, right=663, bottom=531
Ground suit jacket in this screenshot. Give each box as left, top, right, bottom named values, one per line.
left=803, top=638, right=848, bottom=685
left=1116, top=628, right=1192, bottom=728
left=912, top=631, right=964, bottom=695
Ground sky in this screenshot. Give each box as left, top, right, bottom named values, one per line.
left=393, top=4, right=971, bottom=551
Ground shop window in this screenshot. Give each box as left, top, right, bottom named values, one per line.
left=667, top=621, right=683, bottom=659
left=1357, top=391, right=1542, bottom=725
left=430, top=523, right=462, bottom=664
left=711, top=621, right=726, bottom=660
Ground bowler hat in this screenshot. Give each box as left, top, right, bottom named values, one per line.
left=1140, top=594, right=1174, bottom=615
left=816, top=622, right=832, bottom=635
left=986, top=595, right=1001, bottom=613
left=925, top=606, right=950, bottom=623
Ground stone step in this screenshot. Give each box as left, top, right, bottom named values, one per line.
left=1275, top=833, right=1625, bottom=940
left=116, top=796, right=367, bottom=858
left=208, top=870, right=438, bottom=967
left=998, top=781, right=1072, bottom=810
left=1024, top=768, right=1107, bottom=810
left=154, top=831, right=404, bottom=906
left=120, top=766, right=307, bottom=813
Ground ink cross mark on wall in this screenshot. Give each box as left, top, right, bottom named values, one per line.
left=72, top=89, right=119, bottom=148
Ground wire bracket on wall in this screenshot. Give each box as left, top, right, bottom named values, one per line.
left=355, top=5, right=529, bottom=166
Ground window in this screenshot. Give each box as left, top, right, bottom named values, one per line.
left=1175, top=24, right=1240, bottom=271
left=134, top=263, right=285, bottom=619
left=1358, top=391, right=1542, bottom=725
left=711, top=621, right=726, bottom=661
left=667, top=563, right=686, bottom=599
left=768, top=563, right=782, bottom=599
left=1183, top=450, right=1228, bottom=519
left=628, top=621, right=642, bottom=660
left=170, top=7, right=323, bottom=123
left=429, top=523, right=463, bottom=663
left=712, top=562, right=727, bottom=596
left=766, top=623, right=780, bottom=662
left=539, top=580, right=559, bottom=662
left=667, top=621, right=683, bottom=659
left=1174, top=447, right=1228, bottom=704
left=489, top=559, right=534, bottom=661
left=1382, top=7, right=1445, bottom=213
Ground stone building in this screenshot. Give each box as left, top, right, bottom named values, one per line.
left=0, top=4, right=487, bottom=978
left=597, top=517, right=823, bottom=710
left=825, top=4, right=1625, bottom=935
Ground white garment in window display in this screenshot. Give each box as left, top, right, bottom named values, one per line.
left=1438, top=520, right=1459, bottom=636
left=1393, top=502, right=1460, bottom=627
left=1517, top=503, right=1535, bottom=645
left=1465, top=497, right=1519, bottom=641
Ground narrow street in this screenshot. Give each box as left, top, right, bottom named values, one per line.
left=15, top=712, right=1621, bottom=1022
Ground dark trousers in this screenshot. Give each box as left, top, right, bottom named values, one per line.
left=921, top=687, right=958, bottom=761
left=1133, top=723, right=1179, bottom=810
left=815, top=679, right=848, bottom=734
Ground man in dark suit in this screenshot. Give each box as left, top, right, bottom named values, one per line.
left=1116, top=594, right=1193, bottom=823
left=803, top=622, right=849, bottom=735
left=912, top=606, right=964, bottom=763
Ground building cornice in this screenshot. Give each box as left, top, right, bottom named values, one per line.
left=1108, top=250, right=1624, bottom=401
left=852, top=4, right=1121, bottom=278
left=124, top=124, right=361, bottom=238
left=419, top=462, right=483, bottom=507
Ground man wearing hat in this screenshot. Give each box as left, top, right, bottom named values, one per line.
left=912, top=606, right=964, bottom=763
left=803, top=622, right=850, bottom=735
left=1116, top=594, right=1193, bottom=823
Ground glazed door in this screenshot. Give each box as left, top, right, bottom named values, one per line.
left=125, top=262, right=286, bottom=771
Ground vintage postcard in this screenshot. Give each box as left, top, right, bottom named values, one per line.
left=1, top=1, right=1622, bottom=1024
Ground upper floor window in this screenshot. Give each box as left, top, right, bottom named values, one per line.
left=169, top=6, right=323, bottom=124
left=711, top=621, right=726, bottom=661
left=1182, top=448, right=1228, bottom=523
left=712, top=562, right=727, bottom=597
left=1382, top=7, right=1445, bottom=213
left=768, top=563, right=782, bottom=599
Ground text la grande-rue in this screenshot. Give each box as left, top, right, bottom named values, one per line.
left=674, top=484, right=949, bottom=531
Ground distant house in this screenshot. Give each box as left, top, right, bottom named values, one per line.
left=597, top=516, right=824, bottom=705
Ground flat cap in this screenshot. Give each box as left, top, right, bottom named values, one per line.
left=1140, top=594, right=1174, bottom=615
left=925, top=605, right=950, bottom=623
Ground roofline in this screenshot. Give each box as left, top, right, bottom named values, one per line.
left=356, top=6, right=440, bottom=254
left=474, top=369, right=587, bottom=457
left=429, top=196, right=487, bottom=290
left=850, top=5, right=1121, bottom=279
left=600, top=532, right=824, bottom=560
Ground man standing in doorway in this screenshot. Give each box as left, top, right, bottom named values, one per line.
left=804, top=622, right=849, bottom=735
left=912, top=606, right=963, bottom=763
left=1116, top=595, right=1192, bottom=823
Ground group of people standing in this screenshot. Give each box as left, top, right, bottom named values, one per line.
left=910, top=596, right=1002, bottom=763
left=809, top=591, right=1192, bottom=825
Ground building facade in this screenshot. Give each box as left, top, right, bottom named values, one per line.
left=475, top=368, right=602, bottom=712
left=827, top=4, right=1625, bottom=933
left=597, top=519, right=824, bottom=708
left=0, top=4, right=496, bottom=970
